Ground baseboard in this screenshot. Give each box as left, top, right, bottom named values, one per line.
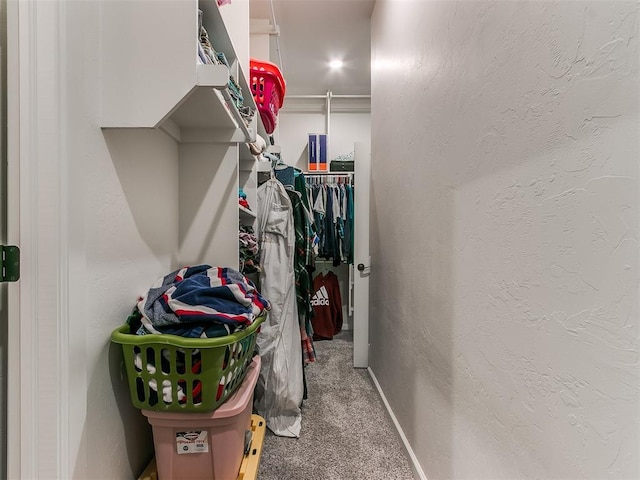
left=368, top=367, right=428, bottom=480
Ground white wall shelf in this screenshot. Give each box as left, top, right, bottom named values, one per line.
left=256, top=110, right=269, bottom=141
left=159, top=65, right=254, bottom=143
left=240, top=142, right=257, bottom=167
left=99, top=0, right=267, bottom=269
left=101, top=0, right=255, bottom=144
left=257, top=161, right=273, bottom=173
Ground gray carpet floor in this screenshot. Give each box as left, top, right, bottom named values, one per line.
left=257, top=330, right=416, bottom=480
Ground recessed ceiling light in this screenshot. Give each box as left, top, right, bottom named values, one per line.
left=329, top=60, right=344, bottom=70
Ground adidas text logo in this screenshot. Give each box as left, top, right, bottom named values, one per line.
left=311, top=285, right=330, bottom=306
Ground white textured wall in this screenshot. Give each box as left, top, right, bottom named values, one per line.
left=87, top=128, right=178, bottom=478
left=71, top=2, right=180, bottom=478
left=178, top=143, right=239, bottom=268
left=370, top=1, right=639, bottom=479
left=219, top=0, right=250, bottom=73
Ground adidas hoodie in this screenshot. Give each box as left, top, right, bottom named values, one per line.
left=310, top=271, right=343, bottom=340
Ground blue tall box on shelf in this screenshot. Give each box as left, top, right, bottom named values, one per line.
left=308, top=134, right=327, bottom=171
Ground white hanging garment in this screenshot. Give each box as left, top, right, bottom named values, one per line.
left=254, top=178, right=303, bottom=437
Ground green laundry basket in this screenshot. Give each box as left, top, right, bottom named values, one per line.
left=111, top=315, right=264, bottom=413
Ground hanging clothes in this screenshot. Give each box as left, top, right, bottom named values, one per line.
left=285, top=185, right=317, bottom=402
left=285, top=188, right=316, bottom=365
left=294, top=171, right=312, bottom=216
left=324, top=185, right=337, bottom=262
left=254, top=178, right=303, bottom=438
left=306, top=175, right=354, bottom=266
left=344, top=183, right=354, bottom=264
left=310, top=271, right=343, bottom=340
left=333, top=184, right=345, bottom=267
left=312, top=185, right=326, bottom=256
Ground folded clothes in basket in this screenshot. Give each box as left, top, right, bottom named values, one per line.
left=133, top=265, right=270, bottom=339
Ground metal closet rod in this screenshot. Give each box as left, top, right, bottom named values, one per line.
left=304, top=173, right=355, bottom=184
left=287, top=94, right=371, bottom=99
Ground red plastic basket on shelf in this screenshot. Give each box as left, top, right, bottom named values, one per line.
left=250, top=58, right=286, bottom=134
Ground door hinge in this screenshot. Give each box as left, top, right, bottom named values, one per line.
left=1, top=245, right=20, bottom=282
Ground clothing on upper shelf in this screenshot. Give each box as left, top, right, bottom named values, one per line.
left=248, top=134, right=267, bottom=156
left=310, top=271, right=343, bottom=341
left=294, top=171, right=313, bottom=218
left=254, top=165, right=354, bottom=434
left=344, top=183, right=354, bottom=263
left=197, top=17, right=254, bottom=125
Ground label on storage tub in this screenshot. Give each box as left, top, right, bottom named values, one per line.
left=176, top=431, right=209, bottom=454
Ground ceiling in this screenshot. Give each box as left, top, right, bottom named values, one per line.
left=249, top=0, right=375, bottom=97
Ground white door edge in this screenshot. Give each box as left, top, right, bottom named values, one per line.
left=353, top=141, right=370, bottom=368
left=6, top=1, right=24, bottom=477
left=7, top=1, right=72, bottom=478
